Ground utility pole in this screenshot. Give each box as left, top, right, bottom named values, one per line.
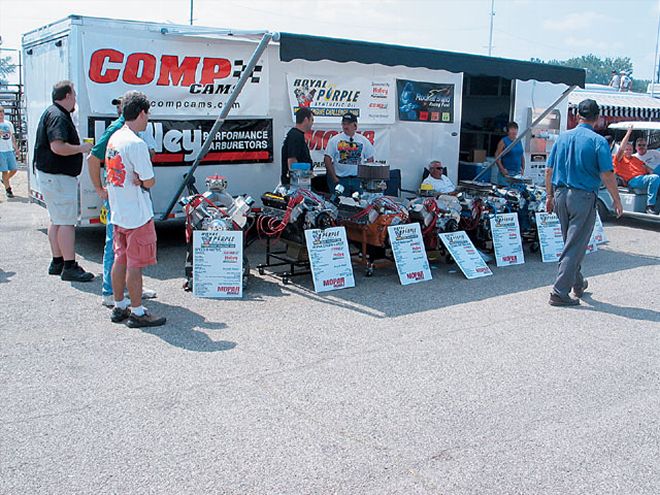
left=653, top=1, right=660, bottom=97
left=190, top=0, right=194, bottom=26
left=488, top=0, right=495, bottom=57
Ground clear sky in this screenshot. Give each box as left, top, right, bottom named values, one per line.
left=1, top=0, right=659, bottom=84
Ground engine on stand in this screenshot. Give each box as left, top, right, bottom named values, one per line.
left=180, top=175, right=255, bottom=291
left=457, top=178, right=547, bottom=253
left=407, top=186, right=462, bottom=261
left=256, top=163, right=339, bottom=284
left=334, top=164, right=409, bottom=276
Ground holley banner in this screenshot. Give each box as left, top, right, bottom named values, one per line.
left=89, top=118, right=273, bottom=166
left=397, top=79, right=455, bottom=123
left=287, top=74, right=395, bottom=124
left=82, top=31, right=269, bottom=117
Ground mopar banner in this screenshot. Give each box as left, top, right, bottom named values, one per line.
left=82, top=32, right=268, bottom=117
left=287, top=74, right=395, bottom=124
left=89, top=118, right=273, bottom=166
left=302, top=126, right=390, bottom=168
left=397, top=79, right=455, bottom=123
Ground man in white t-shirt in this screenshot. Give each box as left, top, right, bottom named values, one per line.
left=0, top=107, right=19, bottom=198
left=324, top=112, right=375, bottom=195
left=420, top=160, right=456, bottom=194
left=106, top=91, right=165, bottom=328
left=633, top=137, right=660, bottom=175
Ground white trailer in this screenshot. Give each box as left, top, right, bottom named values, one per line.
left=22, top=15, right=584, bottom=225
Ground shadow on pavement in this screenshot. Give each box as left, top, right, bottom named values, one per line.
left=135, top=300, right=236, bottom=352
left=580, top=293, right=660, bottom=324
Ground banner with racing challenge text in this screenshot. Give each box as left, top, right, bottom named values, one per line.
left=397, top=79, right=455, bottom=123
left=89, top=118, right=273, bottom=166
left=287, top=74, right=395, bottom=124
left=82, top=31, right=269, bottom=117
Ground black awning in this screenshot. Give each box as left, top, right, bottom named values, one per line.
left=279, top=33, right=585, bottom=88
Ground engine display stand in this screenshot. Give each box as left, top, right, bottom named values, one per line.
left=342, top=221, right=396, bottom=277
left=256, top=237, right=311, bottom=285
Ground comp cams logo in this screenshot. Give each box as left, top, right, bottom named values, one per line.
left=88, top=50, right=263, bottom=94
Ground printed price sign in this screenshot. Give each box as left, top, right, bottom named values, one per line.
left=535, top=212, right=564, bottom=262
left=387, top=223, right=432, bottom=285
left=438, top=231, right=493, bottom=279
left=193, top=230, right=243, bottom=298
left=536, top=212, right=597, bottom=262
left=490, top=213, right=525, bottom=267
left=304, top=227, right=355, bottom=293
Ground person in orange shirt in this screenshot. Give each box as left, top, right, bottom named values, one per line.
left=613, top=125, right=659, bottom=214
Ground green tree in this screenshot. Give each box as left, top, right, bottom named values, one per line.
left=531, top=54, right=633, bottom=86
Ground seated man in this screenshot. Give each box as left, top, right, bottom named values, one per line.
left=613, top=125, right=660, bottom=214
left=633, top=137, right=660, bottom=175
left=420, top=160, right=456, bottom=194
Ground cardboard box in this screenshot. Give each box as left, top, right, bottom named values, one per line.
left=468, top=149, right=487, bottom=163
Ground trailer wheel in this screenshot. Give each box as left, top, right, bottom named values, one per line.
left=596, top=199, right=610, bottom=222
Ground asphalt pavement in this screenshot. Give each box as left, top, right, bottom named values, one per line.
left=1, top=170, right=659, bottom=495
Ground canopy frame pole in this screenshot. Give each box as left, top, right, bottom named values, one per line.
left=473, top=84, right=577, bottom=183
left=160, top=31, right=275, bottom=221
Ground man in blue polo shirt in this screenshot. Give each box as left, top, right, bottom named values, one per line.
left=545, top=99, right=622, bottom=307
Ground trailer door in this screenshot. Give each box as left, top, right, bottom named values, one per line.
left=24, top=35, right=70, bottom=207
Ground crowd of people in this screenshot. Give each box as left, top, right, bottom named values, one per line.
left=16, top=78, right=657, bottom=323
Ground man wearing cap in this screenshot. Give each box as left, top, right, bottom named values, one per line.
left=88, top=95, right=157, bottom=307
left=545, top=99, right=622, bottom=307
left=324, top=112, right=375, bottom=195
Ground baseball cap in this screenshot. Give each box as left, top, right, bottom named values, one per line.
left=111, top=96, right=123, bottom=105
left=341, top=112, right=358, bottom=124
left=577, top=99, right=599, bottom=119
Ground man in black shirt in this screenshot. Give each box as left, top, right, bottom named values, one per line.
left=34, top=80, right=94, bottom=282
left=281, top=107, right=314, bottom=185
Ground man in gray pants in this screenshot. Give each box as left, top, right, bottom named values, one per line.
left=545, top=99, right=622, bottom=306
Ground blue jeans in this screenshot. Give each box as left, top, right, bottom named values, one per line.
left=327, top=176, right=363, bottom=196
left=102, top=201, right=114, bottom=296
left=627, top=174, right=660, bottom=207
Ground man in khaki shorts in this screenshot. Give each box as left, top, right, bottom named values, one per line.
left=105, top=91, right=165, bottom=328
left=34, top=80, right=94, bottom=282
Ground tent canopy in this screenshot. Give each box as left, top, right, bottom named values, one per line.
left=569, top=90, right=660, bottom=120
left=279, top=33, right=586, bottom=88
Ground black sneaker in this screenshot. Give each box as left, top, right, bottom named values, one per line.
left=573, top=279, right=589, bottom=298
left=48, top=260, right=64, bottom=275
left=126, top=310, right=166, bottom=328
left=111, top=306, right=131, bottom=323
left=549, top=293, right=580, bottom=307
left=61, top=262, right=94, bottom=282
left=5, top=188, right=14, bottom=198
left=646, top=206, right=659, bottom=215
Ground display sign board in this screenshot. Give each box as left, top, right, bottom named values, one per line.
left=536, top=212, right=564, bottom=262
left=287, top=74, right=395, bottom=124
left=438, top=231, right=493, bottom=279
left=592, top=212, right=608, bottom=244
left=90, top=118, right=273, bottom=166
left=304, top=227, right=355, bottom=293
left=490, top=213, right=525, bottom=267
left=82, top=32, right=269, bottom=117
left=193, top=230, right=243, bottom=298
left=396, top=79, right=455, bottom=123
left=536, top=212, right=596, bottom=262
left=387, top=223, right=432, bottom=285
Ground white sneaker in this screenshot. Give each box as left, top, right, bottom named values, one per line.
left=101, top=294, right=115, bottom=307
